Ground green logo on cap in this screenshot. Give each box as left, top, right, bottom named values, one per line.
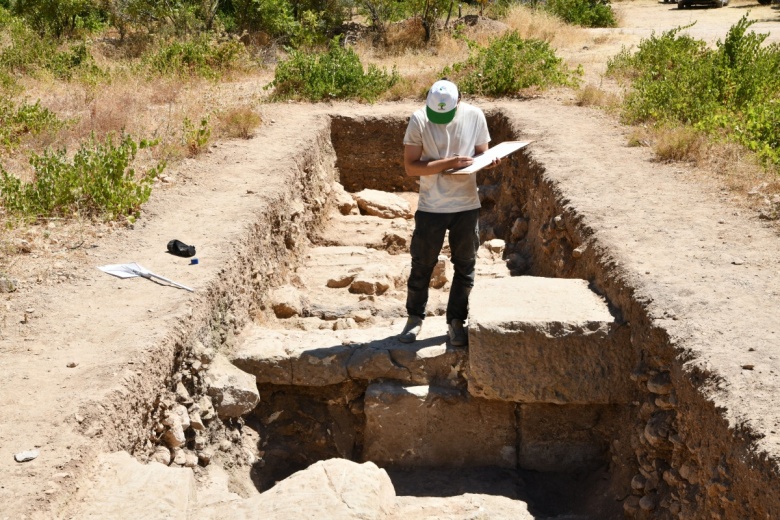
left=438, top=102, right=446, bottom=110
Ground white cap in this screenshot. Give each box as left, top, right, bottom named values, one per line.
left=426, top=80, right=459, bottom=124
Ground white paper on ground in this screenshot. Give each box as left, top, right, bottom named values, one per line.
left=450, top=140, right=532, bottom=175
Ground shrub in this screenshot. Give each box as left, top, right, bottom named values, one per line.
left=0, top=133, right=164, bottom=219
left=183, top=117, right=211, bottom=156
left=0, top=98, right=63, bottom=150
left=445, top=31, right=580, bottom=97
left=268, top=36, right=399, bottom=102
left=217, top=106, right=262, bottom=139
left=11, top=0, right=107, bottom=38
left=146, top=37, right=246, bottom=79
left=544, top=0, right=617, bottom=28
left=607, top=16, right=780, bottom=167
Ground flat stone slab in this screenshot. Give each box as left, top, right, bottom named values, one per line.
left=363, top=382, right=517, bottom=468
left=195, top=458, right=395, bottom=519
left=232, top=318, right=465, bottom=387
left=468, top=276, right=635, bottom=404
left=71, top=451, right=195, bottom=519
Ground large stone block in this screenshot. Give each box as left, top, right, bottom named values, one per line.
left=232, top=318, right=465, bottom=388
left=518, top=403, right=629, bottom=472
left=363, top=382, right=517, bottom=468
left=468, top=276, right=634, bottom=404
left=75, top=451, right=195, bottom=520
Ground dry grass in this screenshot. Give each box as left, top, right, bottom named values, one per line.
left=575, top=83, right=621, bottom=109
left=503, top=4, right=587, bottom=47
left=216, top=105, right=262, bottom=139
left=653, top=126, right=709, bottom=164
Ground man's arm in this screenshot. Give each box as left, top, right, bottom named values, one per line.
left=403, top=144, right=474, bottom=177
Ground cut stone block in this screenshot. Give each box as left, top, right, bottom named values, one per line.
left=74, top=451, right=195, bottom=520
left=232, top=318, right=464, bottom=387
left=518, top=403, right=629, bottom=472
left=195, top=459, right=395, bottom=519
left=468, top=276, right=635, bottom=404
left=363, top=382, right=517, bottom=468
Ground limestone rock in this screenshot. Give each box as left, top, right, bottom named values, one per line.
left=429, top=256, right=451, bottom=289
left=332, top=182, right=359, bottom=215
left=347, top=347, right=411, bottom=382
left=206, top=354, right=260, bottom=418
left=74, top=451, right=194, bottom=519
left=510, top=218, right=529, bottom=241
left=326, top=273, right=355, bottom=288
left=382, top=231, right=407, bottom=254
left=353, top=189, right=412, bottom=219
left=198, top=395, right=216, bottom=421
left=349, top=271, right=391, bottom=295
left=485, top=238, right=506, bottom=255
left=161, top=414, right=186, bottom=449
left=363, top=382, right=516, bottom=468
left=194, top=459, right=395, bottom=519
left=468, top=277, right=636, bottom=404
left=150, top=446, right=171, bottom=466
left=270, top=286, right=306, bottom=319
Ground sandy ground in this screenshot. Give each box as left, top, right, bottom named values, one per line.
left=2, top=1, right=780, bottom=518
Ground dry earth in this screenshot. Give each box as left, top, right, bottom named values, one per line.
left=2, top=1, right=780, bottom=518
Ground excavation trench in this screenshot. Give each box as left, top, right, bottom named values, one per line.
left=92, top=109, right=780, bottom=520
left=228, top=113, right=635, bottom=519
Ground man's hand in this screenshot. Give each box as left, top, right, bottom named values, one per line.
left=449, top=155, right=474, bottom=169
left=482, top=157, right=502, bottom=170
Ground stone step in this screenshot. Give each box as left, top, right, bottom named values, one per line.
left=362, top=381, right=517, bottom=469
left=231, top=317, right=465, bottom=387
left=467, top=276, right=635, bottom=404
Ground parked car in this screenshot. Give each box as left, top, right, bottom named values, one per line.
left=676, top=0, right=728, bottom=7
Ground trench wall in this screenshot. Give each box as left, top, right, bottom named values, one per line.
left=63, top=118, right=341, bottom=513
left=481, top=111, right=780, bottom=519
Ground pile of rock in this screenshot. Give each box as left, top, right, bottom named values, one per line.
left=147, top=342, right=260, bottom=469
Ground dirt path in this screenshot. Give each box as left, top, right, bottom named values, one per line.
left=2, top=1, right=780, bottom=518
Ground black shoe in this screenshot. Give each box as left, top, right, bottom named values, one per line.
left=448, top=319, right=468, bottom=347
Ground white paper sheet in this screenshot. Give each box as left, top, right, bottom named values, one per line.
left=450, top=141, right=532, bottom=175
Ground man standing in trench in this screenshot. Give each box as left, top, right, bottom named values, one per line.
left=398, top=79, right=499, bottom=347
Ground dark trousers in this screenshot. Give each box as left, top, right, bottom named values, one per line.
left=406, top=208, right=480, bottom=324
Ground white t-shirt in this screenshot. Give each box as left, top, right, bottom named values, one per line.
left=403, top=102, right=490, bottom=214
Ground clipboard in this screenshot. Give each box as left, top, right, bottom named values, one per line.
left=450, top=140, right=533, bottom=174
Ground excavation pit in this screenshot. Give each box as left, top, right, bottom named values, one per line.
left=50, top=104, right=780, bottom=520
left=219, top=113, right=636, bottom=519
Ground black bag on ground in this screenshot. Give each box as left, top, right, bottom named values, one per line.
left=167, top=239, right=196, bottom=258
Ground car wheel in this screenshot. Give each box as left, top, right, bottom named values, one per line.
left=677, top=1, right=685, bottom=8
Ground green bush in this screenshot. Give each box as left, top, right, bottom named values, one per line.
left=445, top=31, right=580, bottom=97
left=268, top=37, right=399, bottom=102
left=0, top=98, right=63, bottom=149
left=11, top=0, right=107, bottom=38
left=606, top=16, right=780, bottom=167
left=0, top=12, right=105, bottom=82
left=0, top=133, right=164, bottom=219
left=146, top=37, right=246, bottom=79
left=544, top=0, right=617, bottom=28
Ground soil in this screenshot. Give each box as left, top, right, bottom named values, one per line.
left=2, top=1, right=780, bottom=518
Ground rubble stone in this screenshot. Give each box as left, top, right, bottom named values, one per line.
left=353, top=189, right=412, bottom=219
left=206, top=354, right=260, bottom=418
